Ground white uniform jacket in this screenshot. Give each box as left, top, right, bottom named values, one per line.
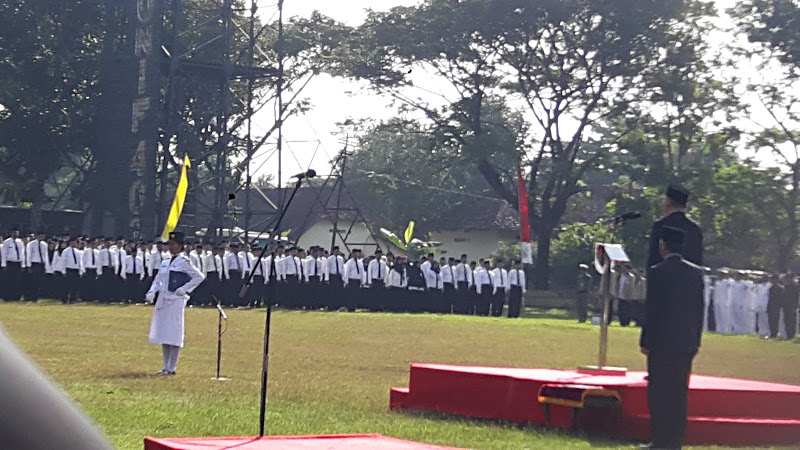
left=146, top=255, right=205, bottom=348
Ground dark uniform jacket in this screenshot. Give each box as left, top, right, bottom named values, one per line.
left=640, top=254, right=704, bottom=354
left=647, top=212, right=703, bottom=267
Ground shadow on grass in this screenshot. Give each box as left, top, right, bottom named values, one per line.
left=399, top=409, right=636, bottom=448
left=116, top=372, right=154, bottom=380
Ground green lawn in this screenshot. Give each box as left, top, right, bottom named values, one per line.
left=1, top=302, right=798, bottom=449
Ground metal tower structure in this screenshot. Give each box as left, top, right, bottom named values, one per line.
left=297, top=143, right=384, bottom=254
left=153, top=0, right=282, bottom=241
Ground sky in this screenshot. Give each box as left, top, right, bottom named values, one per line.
left=249, top=0, right=420, bottom=186
left=248, top=0, right=785, bottom=187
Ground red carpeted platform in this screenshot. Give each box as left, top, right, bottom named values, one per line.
left=144, top=434, right=460, bottom=450
left=390, top=363, right=800, bottom=446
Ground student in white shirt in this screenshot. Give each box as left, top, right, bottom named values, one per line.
left=475, top=260, right=495, bottom=317
left=491, top=259, right=508, bottom=317
left=507, top=260, right=527, bottom=318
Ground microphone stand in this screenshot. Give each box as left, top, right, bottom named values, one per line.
left=212, top=296, right=229, bottom=381
left=239, top=177, right=306, bottom=437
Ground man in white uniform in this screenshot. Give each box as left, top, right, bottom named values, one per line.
left=145, top=232, right=205, bottom=376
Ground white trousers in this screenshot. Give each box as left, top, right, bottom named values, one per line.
left=161, top=344, right=181, bottom=372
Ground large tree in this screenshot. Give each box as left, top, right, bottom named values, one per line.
left=0, top=0, right=104, bottom=230
left=730, top=0, right=800, bottom=270
left=340, top=0, right=700, bottom=288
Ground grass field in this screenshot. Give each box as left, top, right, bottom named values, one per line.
left=1, top=301, right=799, bottom=449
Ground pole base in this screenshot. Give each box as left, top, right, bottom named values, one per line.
left=211, top=377, right=231, bottom=381
left=577, top=365, right=628, bottom=376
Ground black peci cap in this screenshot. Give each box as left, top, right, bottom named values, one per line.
left=168, top=231, right=185, bottom=245
left=666, top=185, right=689, bottom=206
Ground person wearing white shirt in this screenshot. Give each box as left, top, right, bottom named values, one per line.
left=201, top=245, right=223, bottom=305
left=145, top=231, right=205, bottom=376
left=713, top=273, right=733, bottom=334
left=344, top=249, right=365, bottom=311
left=387, top=256, right=409, bottom=312
left=60, top=238, right=84, bottom=303
left=262, top=248, right=283, bottom=309
left=475, top=261, right=495, bottom=316
left=188, top=244, right=203, bottom=270
left=243, top=245, right=267, bottom=308
left=223, top=243, right=244, bottom=305
left=2, top=231, right=25, bottom=301
left=148, top=241, right=165, bottom=280
left=365, top=249, right=388, bottom=311
left=508, top=260, right=527, bottom=318
left=96, top=238, right=117, bottom=303
left=81, top=240, right=100, bottom=302
left=425, top=261, right=447, bottom=314
left=25, top=232, right=49, bottom=301
left=617, top=266, right=636, bottom=326
left=326, top=246, right=345, bottom=309
left=109, top=240, right=128, bottom=303
left=304, top=246, right=325, bottom=309
left=453, top=254, right=471, bottom=314
left=440, top=257, right=457, bottom=314
left=121, top=248, right=145, bottom=303
left=239, top=244, right=255, bottom=278
left=420, top=253, right=434, bottom=278
left=279, top=247, right=302, bottom=309
left=491, top=259, right=508, bottom=317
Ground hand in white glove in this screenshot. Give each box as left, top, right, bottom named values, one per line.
left=145, top=292, right=155, bottom=303
left=175, top=287, right=187, bottom=297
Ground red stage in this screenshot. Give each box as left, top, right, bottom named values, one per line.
left=145, top=434, right=460, bottom=449
left=390, top=363, right=800, bottom=446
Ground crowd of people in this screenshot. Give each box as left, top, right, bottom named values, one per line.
left=0, top=231, right=530, bottom=318
left=580, top=263, right=799, bottom=340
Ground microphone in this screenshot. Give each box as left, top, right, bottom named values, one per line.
left=290, top=169, right=317, bottom=180
left=216, top=303, right=227, bottom=320
left=615, top=212, right=641, bottom=223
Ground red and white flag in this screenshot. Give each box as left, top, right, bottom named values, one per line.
left=517, top=164, right=533, bottom=264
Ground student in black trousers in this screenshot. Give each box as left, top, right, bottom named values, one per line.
left=640, top=226, right=704, bottom=449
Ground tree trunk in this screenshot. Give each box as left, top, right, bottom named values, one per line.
left=534, top=231, right=552, bottom=290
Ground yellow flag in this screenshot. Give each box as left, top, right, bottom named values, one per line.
left=404, top=221, right=415, bottom=244
left=161, top=156, right=191, bottom=240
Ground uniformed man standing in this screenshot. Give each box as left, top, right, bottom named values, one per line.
left=224, top=243, right=244, bottom=306
left=61, top=238, right=84, bottom=304
left=640, top=226, right=704, bottom=449
left=507, top=260, right=527, bottom=318
left=305, top=246, right=324, bottom=309
left=367, top=249, right=388, bottom=311
left=145, top=231, right=205, bottom=375
left=454, top=254, right=470, bottom=314
left=326, top=246, right=345, bottom=310
left=2, top=231, right=25, bottom=301
left=344, top=249, right=365, bottom=312
left=81, top=239, right=99, bottom=302
left=576, top=264, right=592, bottom=323
left=475, top=260, right=494, bottom=317
left=647, top=185, right=703, bottom=267
left=97, top=238, right=116, bottom=303
left=491, top=259, right=508, bottom=317
left=25, top=232, right=49, bottom=301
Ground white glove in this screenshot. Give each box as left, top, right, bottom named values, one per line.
left=145, top=293, right=155, bottom=303
left=175, top=288, right=187, bottom=297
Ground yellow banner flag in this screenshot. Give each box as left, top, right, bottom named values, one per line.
left=404, top=220, right=415, bottom=244
left=161, top=156, right=191, bottom=240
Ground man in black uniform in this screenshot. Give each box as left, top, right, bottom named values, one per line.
left=647, top=185, right=703, bottom=267
left=576, top=264, right=592, bottom=323
left=640, top=226, right=704, bottom=449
